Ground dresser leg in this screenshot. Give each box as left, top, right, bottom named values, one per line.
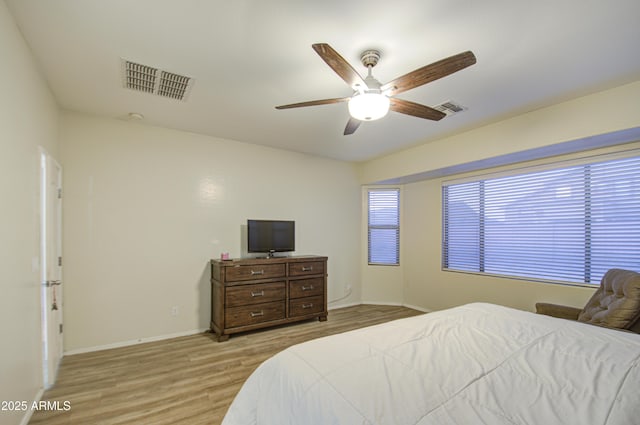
left=217, top=334, right=230, bottom=342
left=319, top=315, right=328, bottom=322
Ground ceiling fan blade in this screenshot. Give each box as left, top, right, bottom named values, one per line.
left=312, top=43, right=367, bottom=89
left=343, top=117, right=361, bottom=135
left=390, top=98, right=446, bottom=121
left=275, top=97, right=350, bottom=109
left=381, top=51, right=476, bottom=96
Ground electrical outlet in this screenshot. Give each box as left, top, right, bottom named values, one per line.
left=171, top=306, right=179, bottom=316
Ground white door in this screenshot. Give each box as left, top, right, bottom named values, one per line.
left=40, top=151, right=63, bottom=388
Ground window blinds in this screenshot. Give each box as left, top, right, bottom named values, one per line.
left=368, top=189, right=400, bottom=265
left=443, top=155, right=640, bottom=285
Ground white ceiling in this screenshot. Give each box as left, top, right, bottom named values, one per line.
left=6, top=0, right=640, bottom=162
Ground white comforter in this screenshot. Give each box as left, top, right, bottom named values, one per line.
left=222, top=303, right=640, bottom=425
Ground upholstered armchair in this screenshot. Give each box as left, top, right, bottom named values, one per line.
left=536, top=268, right=640, bottom=334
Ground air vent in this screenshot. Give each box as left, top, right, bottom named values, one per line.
left=158, top=71, right=191, bottom=100
left=124, top=61, right=157, bottom=93
left=122, top=59, right=193, bottom=101
left=434, top=100, right=467, bottom=116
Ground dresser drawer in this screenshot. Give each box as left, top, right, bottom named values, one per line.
left=225, top=301, right=285, bottom=328
left=289, top=278, right=324, bottom=299
left=289, top=295, right=324, bottom=317
left=289, top=261, right=324, bottom=277
left=225, top=263, right=286, bottom=282
left=226, top=282, right=285, bottom=307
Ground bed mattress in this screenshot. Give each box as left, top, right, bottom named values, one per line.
left=222, top=303, right=640, bottom=425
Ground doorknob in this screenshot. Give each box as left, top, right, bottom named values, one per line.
left=44, top=280, right=62, bottom=287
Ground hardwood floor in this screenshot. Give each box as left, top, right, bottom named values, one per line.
left=29, top=304, right=423, bottom=425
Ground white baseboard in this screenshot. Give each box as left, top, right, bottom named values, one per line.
left=64, top=328, right=209, bottom=355
left=65, top=304, right=430, bottom=355
left=360, top=300, right=403, bottom=307
left=402, top=303, right=431, bottom=313
left=356, top=301, right=431, bottom=313
left=19, top=388, right=44, bottom=425
left=328, top=301, right=362, bottom=310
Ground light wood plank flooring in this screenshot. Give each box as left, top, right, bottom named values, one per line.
left=29, top=304, right=422, bottom=425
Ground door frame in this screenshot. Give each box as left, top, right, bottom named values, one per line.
left=39, top=148, right=63, bottom=389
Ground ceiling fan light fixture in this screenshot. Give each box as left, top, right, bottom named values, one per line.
left=276, top=44, right=476, bottom=135
left=348, top=92, right=390, bottom=121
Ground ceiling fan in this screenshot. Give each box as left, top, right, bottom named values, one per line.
left=276, top=43, right=476, bottom=135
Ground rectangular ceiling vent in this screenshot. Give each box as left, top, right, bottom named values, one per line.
left=122, top=59, right=193, bottom=101
left=434, top=100, right=467, bottom=116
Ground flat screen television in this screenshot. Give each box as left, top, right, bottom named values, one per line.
left=247, top=219, right=295, bottom=256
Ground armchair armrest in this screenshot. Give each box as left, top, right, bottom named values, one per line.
left=535, top=302, right=582, bottom=321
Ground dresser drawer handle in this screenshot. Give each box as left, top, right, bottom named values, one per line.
left=301, top=285, right=314, bottom=291
left=302, top=303, right=314, bottom=309
left=250, top=311, right=264, bottom=318
left=301, top=266, right=313, bottom=272
left=250, top=269, right=265, bottom=276
left=251, top=290, right=265, bottom=297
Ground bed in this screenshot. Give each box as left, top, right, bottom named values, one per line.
left=222, top=303, right=640, bottom=425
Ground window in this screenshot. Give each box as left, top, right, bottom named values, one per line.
left=368, top=189, right=400, bottom=265
left=443, top=155, right=640, bottom=285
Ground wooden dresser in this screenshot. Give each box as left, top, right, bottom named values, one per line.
left=210, top=256, right=327, bottom=341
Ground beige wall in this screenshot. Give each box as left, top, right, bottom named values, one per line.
left=401, top=152, right=633, bottom=313
left=360, top=80, right=640, bottom=185
left=360, top=186, right=404, bottom=305
left=0, top=1, right=60, bottom=424
left=359, top=81, right=640, bottom=313
left=3, top=0, right=639, bottom=418
left=60, top=112, right=361, bottom=352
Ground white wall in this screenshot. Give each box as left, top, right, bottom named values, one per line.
left=359, top=81, right=640, bottom=313
left=60, top=112, right=361, bottom=352
left=0, top=1, right=59, bottom=424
